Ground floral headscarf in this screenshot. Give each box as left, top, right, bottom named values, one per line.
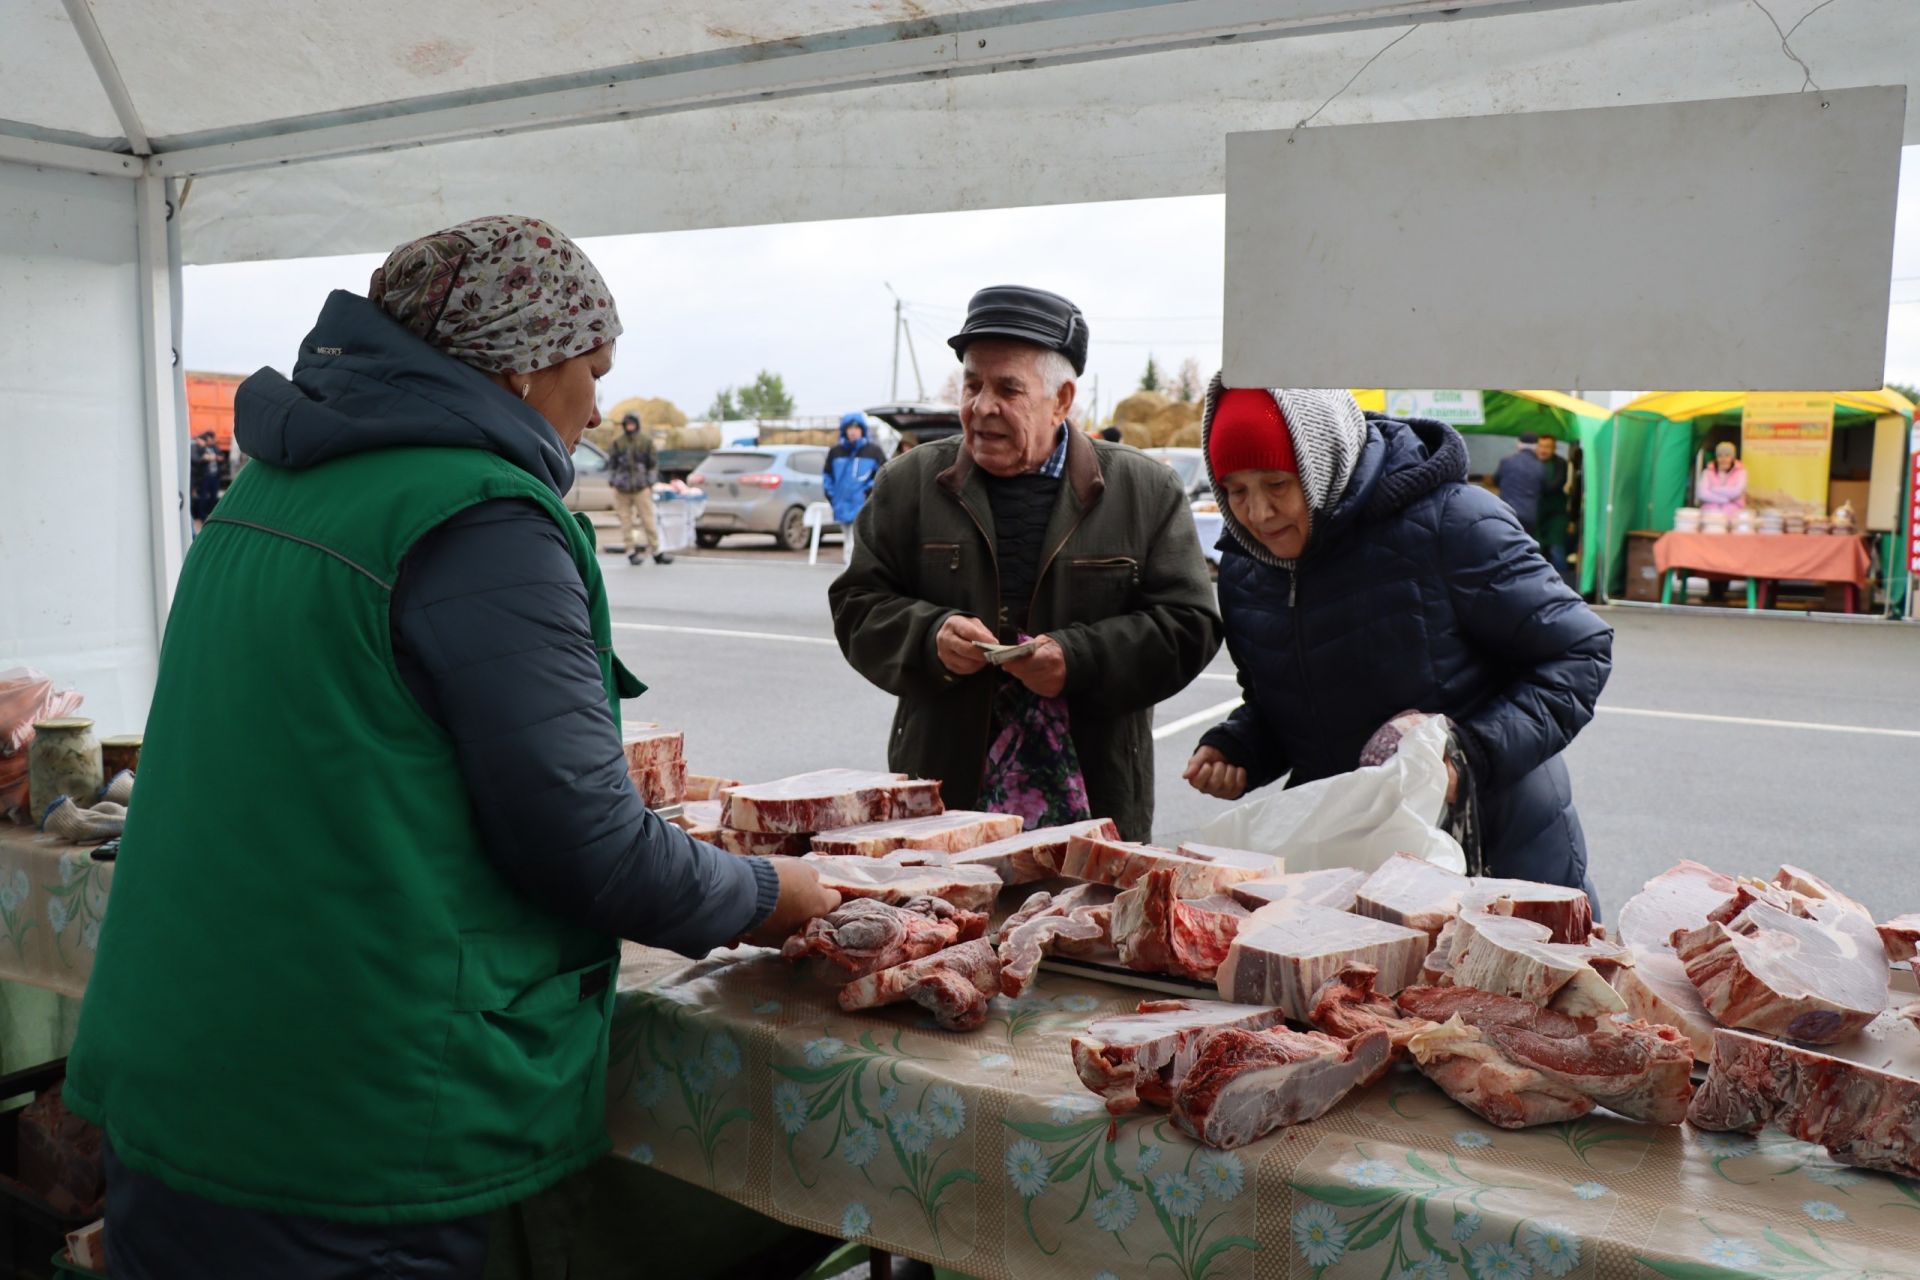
left=367, top=215, right=621, bottom=375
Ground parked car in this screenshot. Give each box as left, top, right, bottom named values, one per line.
left=1144, top=447, right=1211, bottom=502
left=688, top=445, right=836, bottom=551
left=563, top=439, right=614, bottom=512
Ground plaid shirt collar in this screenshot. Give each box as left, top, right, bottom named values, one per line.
left=1037, top=424, right=1070, bottom=479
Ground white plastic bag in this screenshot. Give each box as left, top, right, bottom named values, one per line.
left=1191, top=715, right=1464, bottom=875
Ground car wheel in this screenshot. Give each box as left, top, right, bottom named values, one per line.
left=695, top=531, right=723, bottom=550
left=776, top=506, right=809, bottom=552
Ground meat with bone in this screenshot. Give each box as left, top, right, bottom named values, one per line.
left=720, top=769, right=943, bottom=834
left=1308, top=963, right=1433, bottom=1069
left=671, top=799, right=724, bottom=840
left=1171, top=1025, right=1392, bottom=1149
left=1447, top=910, right=1631, bottom=1017
left=1463, top=878, right=1594, bottom=945
left=1110, top=867, right=1251, bottom=980
left=1407, top=1017, right=1594, bottom=1129
left=1215, top=904, right=1427, bottom=1018
left=1689, top=1011, right=1920, bottom=1179
left=1071, top=999, right=1290, bottom=1115
left=934, top=818, right=1120, bottom=885
left=717, top=828, right=813, bottom=857
left=1354, top=854, right=1471, bottom=946
left=1057, top=833, right=1276, bottom=895
left=838, top=937, right=1002, bottom=1031
left=809, top=811, right=1025, bottom=858
left=1609, top=860, right=1741, bottom=1060
left=1672, top=895, right=1886, bottom=1044
left=781, top=897, right=980, bottom=983
left=1229, top=867, right=1367, bottom=913
left=800, top=854, right=1003, bottom=914
left=1881, top=915, right=1920, bottom=964
left=1610, top=953, right=1717, bottom=1061
left=994, top=884, right=1116, bottom=997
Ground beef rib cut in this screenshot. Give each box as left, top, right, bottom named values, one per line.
left=781, top=897, right=978, bottom=983
left=1110, top=867, right=1251, bottom=980
left=940, top=818, right=1120, bottom=885
left=809, top=811, right=1025, bottom=858
left=1229, top=867, right=1367, bottom=913
left=800, top=854, right=1003, bottom=914
left=1354, top=854, right=1472, bottom=946
left=994, top=884, right=1116, bottom=997
left=1215, top=904, right=1426, bottom=1018
left=1447, top=910, right=1630, bottom=1017
left=721, top=769, right=943, bottom=834
left=1308, top=963, right=1432, bottom=1068
left=1672, top=894, right=1886, bottom=1044
left=1881, top=914, right=1920, bottom=964
left=1407, top=1016, right=1594, bottom=1129
left=672, top=799, right=724, bottom=841
left=1057, top=833, right=1275, bottom=895
left=838, top=937, right=1002, bottom=1031
left=1070, top=999, right=1290, bottom=1115
left=1171, top=1025, right=1392, bottom=1149
left=717, top=828, right=813, bottom=857
left=1610, top=951, right=1717, bottom=1061
left=1463, top=878, right=1594, bottom=945
left=1610, top=860, right=1741, bottom=1060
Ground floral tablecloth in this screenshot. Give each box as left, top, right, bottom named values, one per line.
left=607, top=944, right=1920, bottom=1280
left=0, top=824, right=110, bottom=1000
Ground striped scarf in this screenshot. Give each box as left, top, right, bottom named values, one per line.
left=1200, top=372, right=1369, bottom=569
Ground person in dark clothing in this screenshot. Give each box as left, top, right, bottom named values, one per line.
left=823, top=412, right=886, bottom=561
left=1533, top=432, right=1573, bottom=580
left=830, top=286, right=1221, bottom=839
left=1183, top=381, right=1612, bottom=901
left=1492, top=432, right=1545, bottom=535
left=69, top=216, right=838, bottom=1280
left=1100, top=425, right=1123, bottom=443
left=188, top=431, right=223, bottom=529
left=607, top=411, right=671, bottom=564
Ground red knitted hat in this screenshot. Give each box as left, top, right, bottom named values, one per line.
left=1207, top=388, right=1298, bottom=479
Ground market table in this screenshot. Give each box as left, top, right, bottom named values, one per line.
left=606, top=944, right=1920, bottom=1280
left=0, top=824, right=111, bottom=1001
left=1654, top=532, right=1870, bottom=612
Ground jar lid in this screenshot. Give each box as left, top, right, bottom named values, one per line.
left=100, top=734, right=144, bottom=747
left=34, top=717, right=94, bottom=731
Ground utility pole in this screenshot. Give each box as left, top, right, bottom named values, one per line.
left=884, top=283, right=903, bottom=401
left=902, top=313, right=925, bottom=400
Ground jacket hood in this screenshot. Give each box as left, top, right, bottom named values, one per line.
left=233, top=290, right=574, bottom=496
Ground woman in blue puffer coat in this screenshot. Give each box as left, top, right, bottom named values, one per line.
left=1183, top=378, right=1612, bottom=905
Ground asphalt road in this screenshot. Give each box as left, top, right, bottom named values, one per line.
left=607, top=539, right=1920, bottom=921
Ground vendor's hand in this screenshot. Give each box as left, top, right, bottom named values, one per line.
left=935, top=614, right=996, bottom=676
left=743, top=860, right=842, bottom=947
left=1002, top=635, right=1067, bottom=699
left=1183, top=746, right=1248, bottom=801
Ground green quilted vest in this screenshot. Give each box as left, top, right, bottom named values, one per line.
left=64, top=445, right=639, bottom=1223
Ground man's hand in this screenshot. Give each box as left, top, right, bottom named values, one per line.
left=1001, top=635, right=1067, bottom=698
left=1183, top=745, right=1248, bottom=800
left=935, top=614, right=996, bottom=676
left=743, top=860, right=842, bottom=947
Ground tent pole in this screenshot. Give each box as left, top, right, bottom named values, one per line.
left=137, top=174, right=186, bottom=639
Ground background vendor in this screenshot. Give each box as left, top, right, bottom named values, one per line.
left=1696, top=440, right=1747, bottom=511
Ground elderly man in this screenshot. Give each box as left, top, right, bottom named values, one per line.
left=829, top=286, right=1221, bottom=840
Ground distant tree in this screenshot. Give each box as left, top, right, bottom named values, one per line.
left=1139, top=356, right=1162, bottom=393
left=937, top=370, right=963, bottom=405
left=705, top=387, right=743, bottom=421
left=1173, top=357, right=1204, bottom=403
left=1889, top=382, right=1919, bottom=406
left=735, top=370, right=795, bottom=419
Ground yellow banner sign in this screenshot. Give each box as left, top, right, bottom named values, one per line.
left=1741, top=393, right=1835, bottom=510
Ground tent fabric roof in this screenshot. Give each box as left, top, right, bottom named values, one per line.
left=1618, top=389, right=1918, bottom=422
left=1352, top=388, right=1612, bottom=431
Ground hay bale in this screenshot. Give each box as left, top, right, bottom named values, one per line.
left=1146, top=401, right=1202, bottom=446
left=1166, top=422, right=1203, bottom=450
left=669, top=423, right=722, bottom=451
left=587, top=396, right=689, bottom=451
left=1113, top=391, right=1173, bottom=425
left=1117, top=421, right=1155, bottom=449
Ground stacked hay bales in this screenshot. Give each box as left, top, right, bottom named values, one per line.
left=586, top=396, right=689, bottom=451
left=1111, top=390, right=1202, bottom=448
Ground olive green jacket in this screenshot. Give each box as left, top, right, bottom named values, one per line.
left=828, top=431, right=1222, bottom=840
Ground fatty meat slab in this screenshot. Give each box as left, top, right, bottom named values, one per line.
left=1070, top=999, right=1291, bottom=1115
left=809, top=811, right=1024, bottom=858
left=1608, top=859, right=1741, bottom=1060
left=717, top=828, right=813, bottom=857
left=934, top=818, right=1119, bottom=885
left=1610, top=953, right=1717, bottom=1061
left=781, top=897, right=981, bottom=984
left=799, top=854, right=1003, bottom=914
left=671, top=799, right=724, bottom=840
left=683, top=774, right=740, bottom=802
left=1109, top=867, right=1250, bottom=980
left=994, top=884, right=1115, bottom=997
left=1688, top=1011, right=1920, bottom=1179
left=1463, top=878, right=1594, bottom=945
left=1170, top=1025, right=1392, bottom=1149
left=1057, top=832, right=1276, bottom=894
left=1228, top=867, right=1367, bottom=913
left=1672, top=894, right=1887, bottom=1044
left=720, top=769, right=943, bottom=835
left=838, top=937, right=1002, bottom=1031
left=1353, top=853, right=1471, bottom=946
left=1406, top=1017, right=1594, bottom=1129
left=1214, top=904, right=1427, bottom=1018
left=1446, top=910, right=1631, bottom=1017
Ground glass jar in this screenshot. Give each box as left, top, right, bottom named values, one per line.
left=29, top=717, right=102, bottom=825
left=100, top=733, right=143, bottom=777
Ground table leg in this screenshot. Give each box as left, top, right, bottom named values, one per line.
left=870, top=1249, right=892, bottom=1279
left=1660, top=569, right=1674, bottom=605
left=1746, top=578, right=1758, bottom=610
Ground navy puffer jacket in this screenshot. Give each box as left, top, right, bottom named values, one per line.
left=1197, top=409, right=1613, bottom=897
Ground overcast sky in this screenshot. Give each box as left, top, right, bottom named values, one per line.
left=182, top=147, right=1920, bottom=419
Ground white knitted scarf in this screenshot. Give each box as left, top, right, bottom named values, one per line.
left=1200, top=371, right=1369, bottom=568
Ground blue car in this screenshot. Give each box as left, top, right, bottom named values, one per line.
left=689, top=445, right=835, bottom=551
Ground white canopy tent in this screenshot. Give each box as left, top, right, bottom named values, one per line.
left=4, top=0, right=1918, bottom=731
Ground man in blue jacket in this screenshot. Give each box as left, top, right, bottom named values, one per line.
left=823, top=412, right=887, bottom=560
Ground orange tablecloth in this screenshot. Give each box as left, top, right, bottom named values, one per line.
left=1653, top=531, right=1869, bottom=587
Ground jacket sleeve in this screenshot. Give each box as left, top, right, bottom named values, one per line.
left=828, top=458, right=966, bottom=699
left=1052, top=465, right=1224, bottom=712
left=392, top=499, right=779, bottom=957
left=1196, top=669, right=1291, bottom=792
left=1437, top=487, right=1613, bottom=790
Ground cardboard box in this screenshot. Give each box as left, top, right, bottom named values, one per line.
left=1622, top=531, right=1664, bottom=602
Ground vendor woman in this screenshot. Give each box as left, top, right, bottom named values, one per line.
left=1696, top=440, right=1747, bottom=511
left=64, top=216, right=839, bottom=1278
left=1183, top=380, right=1613, bottom=900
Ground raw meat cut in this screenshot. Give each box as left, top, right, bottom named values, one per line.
left=1612, top=860, right=1741, bottom=1060
left=717, top=828, right=813, bottom=857
left=810, top=810, right=1024, bottom=857
left=1773, top=864, right=1873, bottom=919
left=1447, top=910, right=1630, bottom=1016
left=1464, top=878, right=1594, bottom=945
left=1070, top=999, right=1290, bottom=1115
left=721, top=769, right=944, bottom=835
left=1058, top=833, right=1276, bottom=895
left=685, top=774, right=741, bottom=802
left=1610, top=950, right=1717, bottom=1060
left=838, top=937, right=1002, bottom=1031
left=994, top=884, right=1116, bottom=997
left=1672, top=895, right=1886, bottom=1044
left=1689, top=1012, right=1920, bottom=1178
left=1109, top=867, right=1249, bottom=980
left=800, top=854, right=1003, bottom=914
left=936, top=818, right=1120, bottom=885
left=1420, top=919, right=1458, bottom=985
left=1171, top=1025, right=1391, bottom=1149
left=1881, top=914, right=1920, bottom=964
left=1229, top=867, right=1367, bottom=913
left=1308, top=963, right=1432, bottom=1066
left=622, top=728, right=688, bottom=808
left=1900, top=1001, right=1920, bottom=1031
left=1215, top=904, right=1427, bottom=1018
left=671, top=799, right=724, bottom=841
left=1176, top=842, right=1282, bottom=871
left=781, top=897, right=980, bottom=983
left=1399, top=987, right=1695, bottom=1126
left=1354, top=854, right=1471, bottom=945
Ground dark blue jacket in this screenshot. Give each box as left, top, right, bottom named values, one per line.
left=1199, top=416, right=1612, bottom=895
left=823, top=421, right=886, bottom=524
left=1493, top=449, right=1544, bottom=532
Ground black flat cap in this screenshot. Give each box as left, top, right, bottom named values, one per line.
left=947, top=285, right=1089, bottom=376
